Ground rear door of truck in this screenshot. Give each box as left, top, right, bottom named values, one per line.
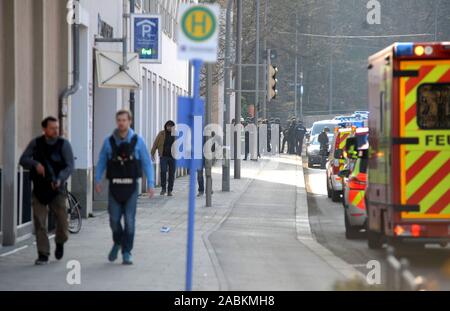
left=398, top=58, right=450, bottom=221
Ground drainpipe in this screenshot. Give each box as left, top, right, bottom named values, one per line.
left=129, top=0, right=136, bottom=128
left=59, top=2, right=81, bottom=137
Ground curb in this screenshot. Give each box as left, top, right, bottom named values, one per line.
left=294, top=156, right=366, bottom=283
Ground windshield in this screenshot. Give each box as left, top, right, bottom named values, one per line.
left=311, top=123, right=337, bottom=136
left=310, top=135, right=320, bottom=145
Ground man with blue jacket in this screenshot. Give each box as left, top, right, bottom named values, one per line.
left=95, top=110, right=155, bottom=265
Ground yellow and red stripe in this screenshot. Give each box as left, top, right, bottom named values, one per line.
left=399, top=60, right=450, bottom=219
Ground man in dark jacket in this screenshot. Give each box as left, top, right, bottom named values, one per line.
left=151, top=120, right=176, bottom=196
left=20, top=116, right=74, bottom=265
left=318, top=127, right=330, bottom=169
left=288, top=119, right=297, bottom=154
left=295, top=120, right=307, bottom=156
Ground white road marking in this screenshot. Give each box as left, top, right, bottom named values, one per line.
left=0, top=245, right=28, bottom=257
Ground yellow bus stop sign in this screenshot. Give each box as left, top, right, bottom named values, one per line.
left=181, top=6, right=216, bottom=42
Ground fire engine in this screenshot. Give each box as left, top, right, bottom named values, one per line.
left=366, top=42, right=450, bottom=249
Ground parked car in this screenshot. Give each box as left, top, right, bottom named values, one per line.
left=340, top=128, right=369, bottom=239
left=326, top=128, right=353, bottom=202
left=307, top=120, right=340, bottom=144
left=306, top=133, right=333, bottom=168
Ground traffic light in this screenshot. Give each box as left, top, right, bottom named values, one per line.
left=267, top=64, right=278, bottom=100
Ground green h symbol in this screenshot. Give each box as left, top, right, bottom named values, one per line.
left=191, top=13, right=207, bottom=34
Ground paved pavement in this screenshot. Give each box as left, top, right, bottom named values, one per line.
left=209, top=156, right=361, bottom=290
left=0, top=155, right=360, bottom=291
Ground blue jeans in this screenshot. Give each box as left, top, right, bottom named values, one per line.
left=108, top=187, right=138, bottom=254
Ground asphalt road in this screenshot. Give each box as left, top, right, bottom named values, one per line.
left=303, top=159, right=450, bottom=290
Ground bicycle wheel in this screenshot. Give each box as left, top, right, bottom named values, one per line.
left=67, top=192, right=82, bottom=234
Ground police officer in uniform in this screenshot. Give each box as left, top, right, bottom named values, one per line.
left=288, top=118, right=297, bottom=154
left=95, top=110, right=155, bottom=265
left=295, top=120, right=307, bottom=156
left=318, top=127, right=330, bottom=169
left=281, top=120, right=290, bottom=154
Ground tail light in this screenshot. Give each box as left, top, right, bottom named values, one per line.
left=333, top=161, right=340, bottom=175
left=348, top=177, right=366, bottom=190
left=394, top=224, right=425, bottom=237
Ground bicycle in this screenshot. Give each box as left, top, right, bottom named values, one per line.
left=65, top=184, right=82, bottom=234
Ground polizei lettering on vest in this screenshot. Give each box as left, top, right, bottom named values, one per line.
left=111, top=178, right=134, bottom=185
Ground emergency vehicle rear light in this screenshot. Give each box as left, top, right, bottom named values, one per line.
left=424, top=46, right=433, bottom=55
left=395, top=43, right=414, bottom=57
left=348, top=177, right=366, bottom=190
left=414, top=46, right=425, bottom=56
left=394, top=224, right=425, bottom=237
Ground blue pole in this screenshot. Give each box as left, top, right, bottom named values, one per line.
left=185, top=59, right=203, bottom=291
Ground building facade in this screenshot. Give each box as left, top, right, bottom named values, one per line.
left=0, top=0, right=69, bottom=247
left=0, top=0, right=198, bottom=248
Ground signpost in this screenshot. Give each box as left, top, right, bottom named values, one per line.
left=131, top=14, right=161, bottom=63
left=176, top=4, right=219, bottom=291
left=178, top=4, right=220, bottom=62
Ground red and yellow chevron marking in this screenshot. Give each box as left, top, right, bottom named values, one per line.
left=399, top=60, right=450, bottom=219
left=402, top=61, right=450, bottom=132
left=403, top=151, right=450, bottom=218
left=349, top=190, right=365, bottom=210
left=338, top=131, right=351, bottom=150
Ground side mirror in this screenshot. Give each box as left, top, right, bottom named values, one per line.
left=338, top=169, right=350, bottom=178
left=334, top=149, right=343, bottom=159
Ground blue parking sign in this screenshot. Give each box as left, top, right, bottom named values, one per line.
left=131, top=14, right=162, bottom=63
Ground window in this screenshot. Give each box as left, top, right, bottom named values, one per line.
left=417, top=83, right=450, bottom=129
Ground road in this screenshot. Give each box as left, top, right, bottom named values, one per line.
left=303, top=159, right=450, bottom=290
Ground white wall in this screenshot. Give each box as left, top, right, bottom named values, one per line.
left=69, top=0, right=191, bottom=197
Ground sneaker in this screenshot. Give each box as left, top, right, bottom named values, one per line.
left=160, top=190, right=166, bottom=196
left=35, top=254, right=49, bottom=265
left=168, top=192, right=173, bottom=197
left=197, top=192, right=204, bottom=197
left=108, top=244, right=121, bottom=262
left=55, top=243, right=64, bottom=260
left=122, top=252, right=133, bottom=265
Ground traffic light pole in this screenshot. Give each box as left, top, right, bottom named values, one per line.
left=294, top=13, right=298, bottom=119
left=234, top=0, right=243, bottom=179
left=262, top=0, right=269, bottom=120
left=254, top=0, right=260, bottom=126
left=129, top=0, right=136, bottom=128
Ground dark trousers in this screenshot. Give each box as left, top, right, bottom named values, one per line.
left=297, top=136, right=305, bottom=155
left=281, top=137, right=287, bottom=153
left=160, top=156, right=176, bottom=192
left=288, top=138, right=296, bottom=154
left=197, top=169, right=205, bottom=193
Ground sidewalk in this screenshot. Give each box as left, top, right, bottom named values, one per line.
left=0, top=160, right=266, bottom=291
left=0, top=156, right=361, bottom=291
